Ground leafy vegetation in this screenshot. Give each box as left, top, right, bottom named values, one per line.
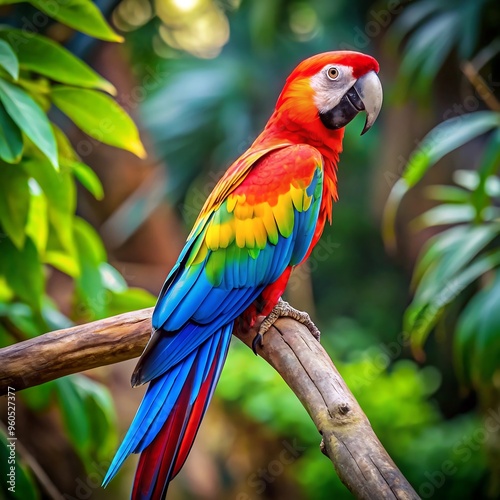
left=384, top=113, right=500, bottom=384
left=383, top=0, right=500, bottom=494
left=0, top=1, right=154, bottom=497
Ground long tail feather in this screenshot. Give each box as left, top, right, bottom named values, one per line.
left=103, top=324, right=232, bottom=500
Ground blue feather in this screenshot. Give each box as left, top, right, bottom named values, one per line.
left=103, top=324, right=233, bottom=488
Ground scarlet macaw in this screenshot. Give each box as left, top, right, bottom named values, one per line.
left=103, top=51, right=382, bottom=499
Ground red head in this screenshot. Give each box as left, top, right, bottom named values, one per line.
left=264, top=51, right=382, bottom=155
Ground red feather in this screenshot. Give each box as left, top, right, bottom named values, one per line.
left=132, top=346, right=221, bottom=500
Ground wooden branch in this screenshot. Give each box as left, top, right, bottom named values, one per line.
left=0, top=308, right=154, bottom=392
left=0, top=309, right=420, bottom=500
left=461, top=60, right=500, bottom=112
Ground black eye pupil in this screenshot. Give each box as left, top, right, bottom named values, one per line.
left=328, top=68, right=338, bottom=79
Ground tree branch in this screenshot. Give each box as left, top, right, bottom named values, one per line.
left=0, top=309, right=420, bottom=500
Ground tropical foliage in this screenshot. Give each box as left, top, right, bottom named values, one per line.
left=384, top=0, right=500, bottom=399
left=383, top=0, right=500, bottom=493
left=384, top=113, right=500, bottom=383
left=0, top=1, right=154, bottom=497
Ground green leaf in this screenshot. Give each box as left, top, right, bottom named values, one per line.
left=99, top=262, right=127, bottom=292
left=26, top=0, right=123, bottom=42
left=21, top=381, right=56, bottom=411
left=404, top=112, right=500, bottom=188
left=0, top=30, right=115, bottom=94
left=424, top=185, right=470, bottom=204
left=107, top=287, right=156, bottom=316
left=25, top=179, right=48, bottom=254
left=397, top=11, right=458, bottom=100
left=44, top=249, right=79, bottom=277
left=74, top=217, right=107, bottom=319
left=70, top=161, right=104, bottom=200
left=408, top=250, right=500, bottom=348
left=0, top=238, right=44, bottom=310
left=75, top=217, right=106, bottom=264
left=410, top=204, right=475, bottom=230
left=0, top=79, right=58, bottom=168
left=71, top=375, right=118, bottom=464
left=42, top=298, right=74, bottom=330
left=454, top=290, right=483, bottom=384
left=0, top=164, right=30, bottom=248
left=382, top=111, right=500, bottom=250
left=52, top=126, right=105, bottom=199
left=51, top=86, right=146, bottom=158
left=412, top=225, right=470, bottom=287
left=0, top=102, right=23, bottom=163
left=382, top=177, right=408, bottom=252
left=51, top=124, right=77, bottom=162
left=387, top=0, right=440, bottom=47
left=0, top=38, right=19, bottom=80
left=0, top=301, right=45, bottom=338
left=453, top=169, right=480, bottom=190
left=55, top=375, right=117, bottom=470
left=55, top=376, right=91, bottom=465
left=17, top=75, right=51, bottom=111
left=0, top=276, right=13, bottom=304
left=473, top=273, right=500, bottom=383
left=455, top=271, right=500, bottom=385
left=486, top=176, right=500, bottom=198
left=413, top=224, right=500, bottom=303
left=21, top=158, right=76, bottom=263
left=471, top=129, right=500, bottom=218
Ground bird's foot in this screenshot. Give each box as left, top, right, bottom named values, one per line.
left=252, top=298, right=321, bottom=354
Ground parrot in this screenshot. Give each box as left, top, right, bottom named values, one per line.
left=102, top=50, right=382, bottom=499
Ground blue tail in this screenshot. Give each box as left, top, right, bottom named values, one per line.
left=102, top=323, right=233, bottom=499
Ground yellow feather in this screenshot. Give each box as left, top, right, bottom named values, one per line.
left=235, top=219, right=246, bottom=248
left=253, top=203, right=266, bottom=218
left=253, top=218, right=268, bottom=249
left=244, top=219, right=256, bottom=248
left=205, top=223, right=219, bottom=251
left=303, top=193, right=312, bottom=211
left=227, top=195, right=238, bottom=212
left=261, top=206, right=279, bottom=244
left=290, top=184, right=304, bottom=211
left=273, top=195, right=294, bottom=238
left=218, top=220, right=234, bottom=248
left=234, top=202, right=254, bottom=220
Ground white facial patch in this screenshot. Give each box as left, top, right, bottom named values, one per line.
left=310, top=64, right=357, bottom=114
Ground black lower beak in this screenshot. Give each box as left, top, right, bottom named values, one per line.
left=319, top=86, right=365, bottom=131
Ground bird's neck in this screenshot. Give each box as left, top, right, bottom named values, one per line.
left=254, top=111, right=342, bottom=221
left=256, top=110, right=344, bottom=164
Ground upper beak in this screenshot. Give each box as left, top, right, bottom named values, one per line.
left=354, top=70, right=383, bottom=135
left=319, top=70, right=383, bottom=135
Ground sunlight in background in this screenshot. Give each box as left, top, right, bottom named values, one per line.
left=288, top=2, right=320, bottom=41
left=113, top=0, right=235, bottom=58
left=113, top=0, right=322, bottom=58
left=171, top=0, right=200, bottom=13
left=112, top=0, right=153, bottom=31
left=156, top=0, right=229, bottom=58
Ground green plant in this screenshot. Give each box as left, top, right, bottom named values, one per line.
left=386, top=0, right=495, bottom=103
left=0, top=1, right=155, bottom=497
left=383, top=111, right=500, bottom=386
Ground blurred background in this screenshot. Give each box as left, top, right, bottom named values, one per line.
left=0, top=0, right=499, bottom=498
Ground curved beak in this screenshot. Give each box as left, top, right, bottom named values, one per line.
left=354, top=71, right=383, bottom=135
left=319, top=70, right=383, bottom=135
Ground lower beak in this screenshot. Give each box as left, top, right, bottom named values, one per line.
left=319, top=70, right=383, bottom=135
